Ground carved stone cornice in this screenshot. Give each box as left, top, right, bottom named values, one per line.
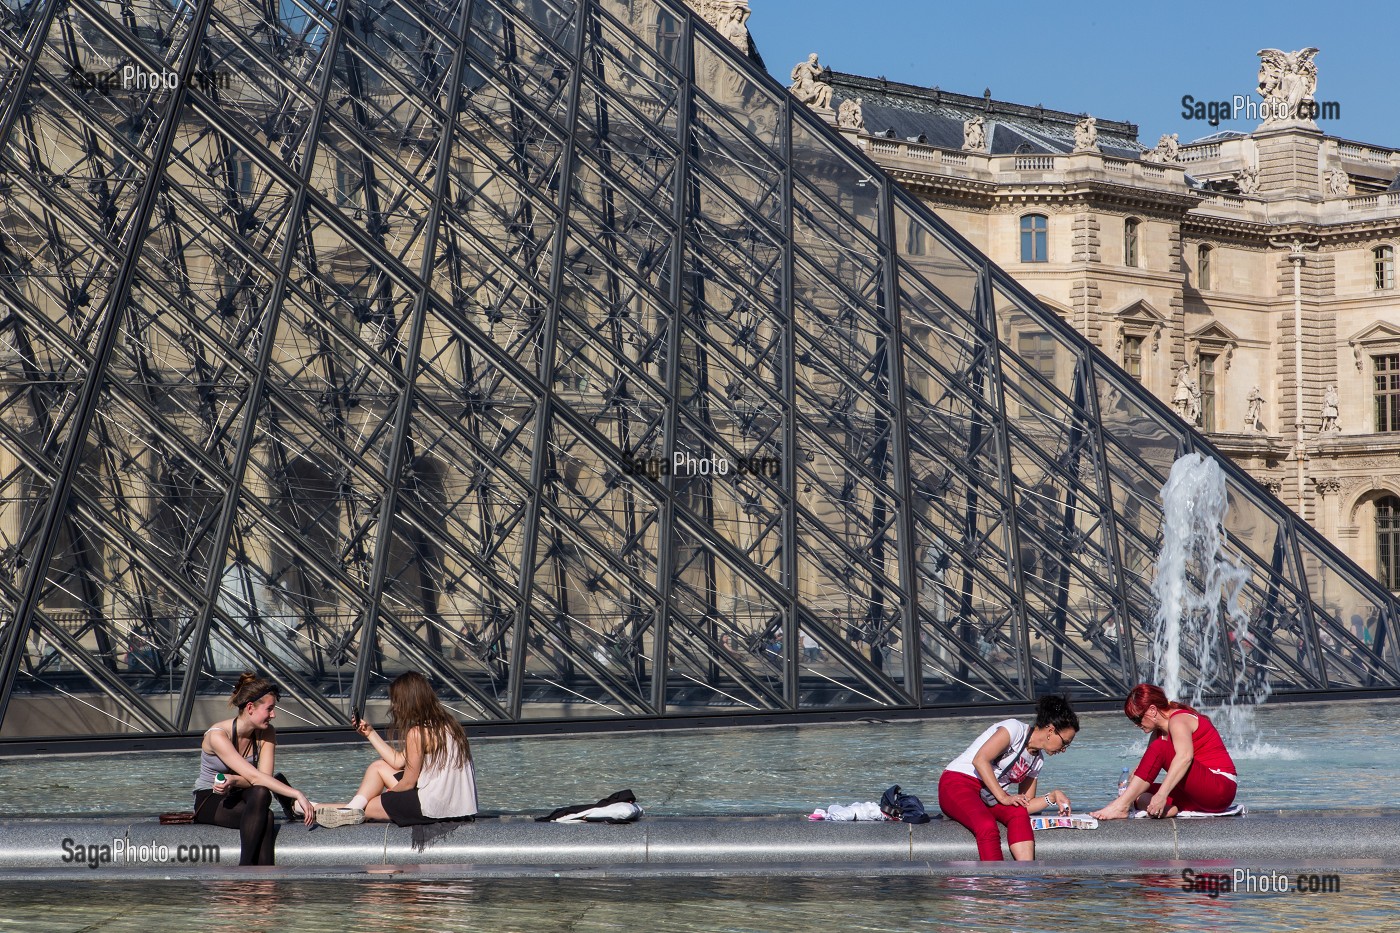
left=1314, top=477, right=1342, bottom=495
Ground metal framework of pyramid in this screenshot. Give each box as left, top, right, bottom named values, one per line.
left=1, top=0, right=1396, bottom=741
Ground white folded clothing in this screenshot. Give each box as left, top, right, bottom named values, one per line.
left=809, top=802, right=887, bottom=821
left=1131, top=803, right=1246, bottom=819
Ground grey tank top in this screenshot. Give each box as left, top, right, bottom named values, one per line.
left=194, top=725, right=258, bottom=791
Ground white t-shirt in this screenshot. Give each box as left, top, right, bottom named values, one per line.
left=944, top=718, right=1045, bottom=804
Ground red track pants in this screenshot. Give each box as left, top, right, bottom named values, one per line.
left=1133, top=738, right=1237, bottom=813
left=937, top=770, right=1033, bottom=861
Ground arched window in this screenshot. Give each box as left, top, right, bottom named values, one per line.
left=1198, top=244, right=1212, bottom=290
left=1020, top=214, right=1048, bottom=263
left=1124, top=218, right=1140, bottom=268
left=1375, top=245, right=1395, bottom=290
left=1378, top=495, right=1400, bottom=590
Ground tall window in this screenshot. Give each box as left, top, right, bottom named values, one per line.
left=334, top=156, right=361, bottom=208
left=1020, top=214, right=1048, bottom=263
left=1122, top=335, right=1143, bottom=380
left=1198, top=354, right=1217, bottom=433
left=1017, top=331, right=1057, bottom=410
left=1379, top=496, right=1400, bottom=590
left=1198, top=244, right=1212, bottom=290
left=1124, top=218, right=1140, bottom=268
left=1375, top=245, right=1395, bottom=290
left=1377, top=354, right=1400, bottom=432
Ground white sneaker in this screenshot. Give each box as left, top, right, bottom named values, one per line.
left=315, top=806, right=365, bottom=828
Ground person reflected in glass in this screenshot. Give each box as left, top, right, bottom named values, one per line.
left=193, top=673, right=316, bottom=865
left=315, top=671, right=478, bottom=828
left=1091, top=683, right=1237, bottom=820
left=937, top=695, right=1079, bottom=860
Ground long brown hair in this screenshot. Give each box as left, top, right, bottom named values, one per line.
left=388, top=671, right=470, bottom=769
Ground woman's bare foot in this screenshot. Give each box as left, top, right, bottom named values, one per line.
left=1090, top=804, right=1130, bottom=820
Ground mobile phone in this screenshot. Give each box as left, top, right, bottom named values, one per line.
left=351, top=706, right=362, bottom=727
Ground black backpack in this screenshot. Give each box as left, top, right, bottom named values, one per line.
left=880, top=784, right=933, bottom=823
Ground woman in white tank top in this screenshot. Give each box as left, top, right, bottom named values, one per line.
left=314, top=671, right=478, bottom=828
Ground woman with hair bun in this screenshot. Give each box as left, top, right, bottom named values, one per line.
left=193, top=673, right=315, bottom=865
left=1091, top=683, right=1237, bottom=820
left=938, top=695, right=1080, bottom=860
left=315, top=671, right=478, bottom=828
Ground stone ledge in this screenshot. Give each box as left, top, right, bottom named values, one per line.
left=6, top=813, right=1400, bottom=869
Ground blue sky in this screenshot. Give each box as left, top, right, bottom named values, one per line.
left=746, top=0, right=1399, bottom=149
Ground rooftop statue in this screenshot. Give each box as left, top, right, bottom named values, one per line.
left=837, top=97, right=865, bottom=132
left=963, top=115, right=986, bottom=153
left=1073, top=115, right=1099, bottom=153
left=789, top=53, right=833, bottom=110
left=1144, top=133, right=1179, bottom=163
left=1257, top=48, right=1320, bottom=124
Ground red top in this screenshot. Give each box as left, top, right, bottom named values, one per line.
left=1140, top=709, right=1236, bottom=778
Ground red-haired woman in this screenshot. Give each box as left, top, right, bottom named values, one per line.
left=1091, top=683, right=1237, bottom=819
left=315, top=671, right=478, bottom=827
left=193, top=673, right=316, bottom=865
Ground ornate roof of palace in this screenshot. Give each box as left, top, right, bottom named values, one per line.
left=826, top=72, right=1143, bottom=159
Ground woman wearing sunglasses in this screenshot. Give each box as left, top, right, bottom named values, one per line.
left=1091, top=683, right=1237, bottom=820
left=938, top=694, right=1079, bottom=860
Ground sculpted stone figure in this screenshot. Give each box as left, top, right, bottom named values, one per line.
left=1245, top=386, right=1265, bottom=431
left=1236, top=165, right=1260, bottom=194
left=836, top=97, right=865, bottom=132
left=789, top=53, right=832, bottom=110
left=1173, top=364, right=1201, bottom=425
left=1073, top=115, right=1099, bottom=153
left=1257, top=48, right=1320, bottom=124
left=687, top=2, right=752, bottom=50
left=1325, top=168, right=1349, bottom=196
left=963, top=115, right=986, bottom=152
left=1145, top=133, right=1179, bottom=163
left=719, top=2, right=750, bottom=50
left=1320, top=384, right=1340, bottom=433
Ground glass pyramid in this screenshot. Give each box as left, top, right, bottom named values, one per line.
left=0, top=0, right=1395, bottom=740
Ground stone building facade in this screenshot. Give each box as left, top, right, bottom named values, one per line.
left=775, top=56, right=1400, bottom=599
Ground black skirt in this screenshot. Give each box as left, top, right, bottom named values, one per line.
left=380, top=770, right=475, bottom=827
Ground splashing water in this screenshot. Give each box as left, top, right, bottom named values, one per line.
left=1151, top=453, right=1271, bottom=746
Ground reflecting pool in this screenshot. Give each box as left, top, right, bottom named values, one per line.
left=1, top=700, right=1392, bottom=818
left=1, top=873, right=1395, bottom=933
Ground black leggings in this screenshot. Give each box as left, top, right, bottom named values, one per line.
left=193, top=774, right=293, bottom=866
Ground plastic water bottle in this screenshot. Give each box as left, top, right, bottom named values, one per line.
left=214, top=772, right=227, bottom=791
left=1117, top=767, right=1130, bottom=796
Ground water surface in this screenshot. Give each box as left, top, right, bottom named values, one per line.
left=1, top=700, right=1392, bottom=817
left=0, top=874, right=1393, bottom=933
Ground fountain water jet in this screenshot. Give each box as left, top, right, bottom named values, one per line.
left=1151, top=453, right=1270, bottom=745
